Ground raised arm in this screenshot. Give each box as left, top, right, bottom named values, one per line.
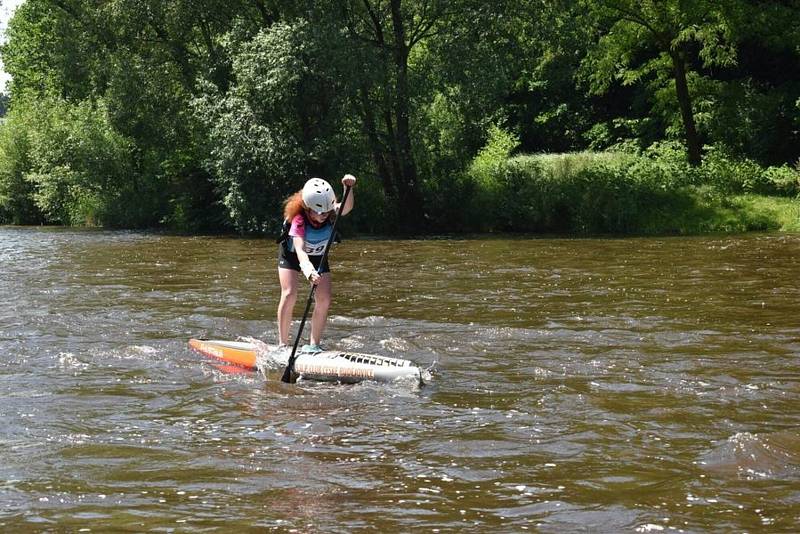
left=337, top=174, right=356, bottom=215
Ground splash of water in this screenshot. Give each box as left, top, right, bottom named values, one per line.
left=241, top=337, right=289, bottom=378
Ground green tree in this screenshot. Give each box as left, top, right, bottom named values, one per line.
left=0, top=102, right=40, bottom=224
left=0, top=97, right=147, bottom=226
left=1, top=0, right=250, bottom=229
left=580, top=0, right=747, bottom=165
left=193, top=16, right=363, bottom=232
left=342, top=0, right=467, bottom=230
left=699, top=2, right=800, bottom=165
left=1, top=0, right=97, bottom=100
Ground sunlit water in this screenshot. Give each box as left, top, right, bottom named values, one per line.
left=1, top=227, right=799, bottom=531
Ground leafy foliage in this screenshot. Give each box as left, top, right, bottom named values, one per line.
left=0, top=0, right=797, bottom=234
left=0, top=103, right=38, bottom=223
left=0, top=97, right=165, bottom=226
left=193, top=19, right=362, bottom=232
left=459, top=142, right=799, bottom=235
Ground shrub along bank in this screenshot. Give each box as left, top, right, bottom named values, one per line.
left=1, top=107, right=798, bottom=236
left=455, top=133, right=800, bottom=236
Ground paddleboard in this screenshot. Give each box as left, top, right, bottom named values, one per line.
left=189, top=339, right=423, bottom=385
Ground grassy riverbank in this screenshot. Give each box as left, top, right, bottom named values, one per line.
left=636, top=191, right=800, bottom=235
left=454, top=139, right=800, bottom=236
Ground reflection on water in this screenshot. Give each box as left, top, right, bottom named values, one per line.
left=1, top=227, right=799, bottom=531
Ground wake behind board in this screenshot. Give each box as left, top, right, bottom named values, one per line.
left=189, top=339, right=423, bottom=385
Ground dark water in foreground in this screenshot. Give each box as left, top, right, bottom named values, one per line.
left=1, top=227, right=799, bottom=532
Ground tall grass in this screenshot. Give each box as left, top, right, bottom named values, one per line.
left=459, top=139, right=800, bottom=235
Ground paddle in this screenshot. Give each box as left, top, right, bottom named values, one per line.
left=281, top=185, right=352, bottom=383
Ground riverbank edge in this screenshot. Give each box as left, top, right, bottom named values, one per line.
left=3, top=193, right=798, bottom=238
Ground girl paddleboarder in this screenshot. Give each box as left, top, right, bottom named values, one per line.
left=276, top=175, right=356, bottom=352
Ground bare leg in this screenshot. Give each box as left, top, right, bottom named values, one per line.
left=309, top=273, right=332, bottom=346
left=277, top=268, right=298, bottom=345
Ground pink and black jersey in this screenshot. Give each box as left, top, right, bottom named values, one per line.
left=286, top=214, right=333, bottom=257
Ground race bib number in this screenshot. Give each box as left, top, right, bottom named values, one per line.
left=304, top=241, right=327, bottom=255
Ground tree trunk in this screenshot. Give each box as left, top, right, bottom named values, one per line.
left=389, top=0, right=425, bottom=231
left=359, top=85, right=394, bottom=198
left=670, top=49, right=703, bottom=166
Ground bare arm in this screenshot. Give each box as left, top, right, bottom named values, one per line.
left=336, top=174, right=356, bottom=215
left=293, top=236, right=320, bottom=284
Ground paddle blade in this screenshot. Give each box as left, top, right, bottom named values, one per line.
left=280, top=367, right=298, bottom=383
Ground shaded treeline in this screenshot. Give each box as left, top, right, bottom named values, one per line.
left=0, top=0, right=798, bottom=233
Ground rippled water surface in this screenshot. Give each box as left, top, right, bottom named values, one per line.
left=1, top=227, right=799, bottom=531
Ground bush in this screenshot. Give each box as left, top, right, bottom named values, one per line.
left=0, top=105, right=40, bottom=224
left=762, top=165, right=800, bottom=197
left=0, top=97, right=161, bottom=226
left=695, top=146, right=800, bottom=197
left=468, top=125, right=520, bottom=195
left=466, top=146, right=674, bottom=233
left=464, top=125, right=521, bottom=231
left=462, top=140, right=799, bottom=235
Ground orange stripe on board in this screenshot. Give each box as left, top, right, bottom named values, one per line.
left=188, top=339, right=257, bottom=369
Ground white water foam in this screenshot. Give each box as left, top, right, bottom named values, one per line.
left=241, top=337, right=290, bottom=379
left=57, top=352, right=89, bottom=371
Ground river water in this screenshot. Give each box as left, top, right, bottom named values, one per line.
left=1, top=226, right=799, bottom=532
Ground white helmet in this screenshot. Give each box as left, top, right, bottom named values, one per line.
left=302, top=178, right=336, bottom=214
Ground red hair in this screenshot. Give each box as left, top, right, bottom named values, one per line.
left=283, top=191, right=305, bottom=221
left=282, top=188, right=338, bottom=222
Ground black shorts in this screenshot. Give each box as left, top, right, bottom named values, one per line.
left=278, top=244, right=330, bottom=274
